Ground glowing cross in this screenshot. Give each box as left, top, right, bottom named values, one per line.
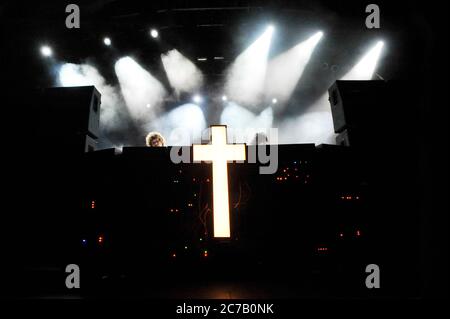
left=193, top=125, right=246, bottom=238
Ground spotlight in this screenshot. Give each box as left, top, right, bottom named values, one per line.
left=342, top=40, right=385, bottom=80
left=161, top=49, right=204, bottom=95
left=150, top=29, right=159, bottom=38
left=103, top=37, right=111, bottom=46
left=222, top=95, right=227, bottom=102
left=40, top=45, right=52, bottom=57
left=114, top=56, right=167, bottom=121
left=193, top=94, right=202, bottom=104
left=267, top=25, right=275, bottom=33
left=264, top=31, right=324, bottom=105
left=272, top=98, right=278, bottom=104
left=225, top=25, right=274, bottom=106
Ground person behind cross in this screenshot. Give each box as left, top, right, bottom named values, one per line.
left=145, top=131, right=166, bottom=147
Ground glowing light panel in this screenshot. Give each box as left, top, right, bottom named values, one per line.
left=161, top=49, right=204, bottom=96
left=193, top=126, right=246, bottom=238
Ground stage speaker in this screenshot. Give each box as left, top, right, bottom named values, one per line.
left=37, top=86, right=101, bottom=138
left=336, top=129, right=351, bottom=147
left=85, top=135, right=98, bottom=153
left=31, top=86, right=101, bottom=154
left=328, top=80, right=387, bottom=134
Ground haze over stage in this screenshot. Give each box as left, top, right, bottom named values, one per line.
left=3, top=1, right=409, bottom=147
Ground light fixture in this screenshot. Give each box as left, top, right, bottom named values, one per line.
left=40, top=45, right=52, bottom=57
left=193, top=94, right=202, bottom=104
left=193, top=126, right=246, bottom=238
left=150, top=29, right=159, bottom=38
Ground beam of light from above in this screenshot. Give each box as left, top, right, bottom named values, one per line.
left=220, top=102, right=273, bottom=143
left=161, top=49, right=204, bottom=97
left=59, top=63, right=90, bottom=87
left=264, top=31, right=323, bottom=106
left=145, top=103, right=207, bottom=146
left=342, top=41, right=384, bottom=80
left=278, top=111, right=335, bottom=145
left=225, top=26, right=274, bottom=109
left=58, top=63, right=123, bottom=131
left=114, top=56, right=166, bottom=123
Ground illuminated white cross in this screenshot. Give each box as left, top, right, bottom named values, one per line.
left=193, top=125, right=246, bottom=238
